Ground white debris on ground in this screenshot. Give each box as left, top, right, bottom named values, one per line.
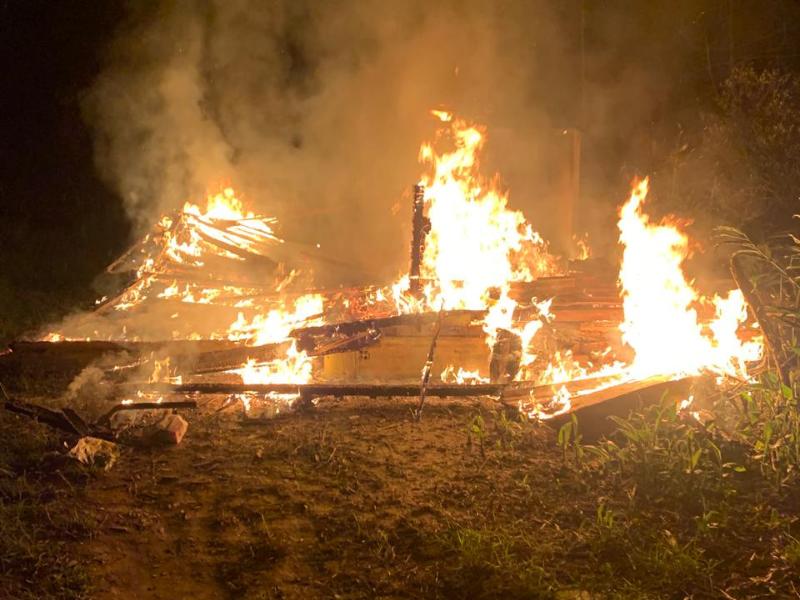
left=148, top=414, right=188, bottom=445
left=68, top=436, right=119, bottom=470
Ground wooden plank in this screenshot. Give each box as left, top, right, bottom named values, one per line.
left=9, top=339, right=238, bottom=356
left=546, top=376, right=695, bottom=440
left=502, top=373, right=631, bottom=401
left=321, top=335, right=489, bottom=381
left=186, top=342, right=292, bottom=374
left=117, top=382, right=507, bottom=397
left=291, top=310, right=484, bottom=337
left=116, top=377, right=676, bottom=405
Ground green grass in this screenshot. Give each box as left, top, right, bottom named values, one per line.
left=0, top=413, right=95, bottom=599
left=428, top=376, right=800, bottom=598
left=436, top=526, right=557, bottom=599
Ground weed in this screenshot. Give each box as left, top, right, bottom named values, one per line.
left=557, top=414, right=584, bottom=467
left=440, top=527, right=556, bottom=598
left=374, top=529, right=396, bottom=561
left=0, top=416, right=94, bottom=599
left=595, top=502, right=614, bottom=530
left=467, top=413, right=487, bottom=457
left=494, top=409, right=522, bottom=449
left=784, top=537, right=800, bottom=567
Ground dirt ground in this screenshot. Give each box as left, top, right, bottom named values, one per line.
left=4, top=393, right=603, bottom=599
left=70, top=397, right=571, bottom=599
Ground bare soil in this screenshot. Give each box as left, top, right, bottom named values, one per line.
left=69, top=397, right=567, bottom=599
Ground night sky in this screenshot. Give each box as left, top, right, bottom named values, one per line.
left=0, top=1, right=128, bottom=296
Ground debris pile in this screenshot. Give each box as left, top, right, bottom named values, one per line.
left=0, top=111, right=766, bottom=457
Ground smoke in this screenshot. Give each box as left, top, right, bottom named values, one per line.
left=83, top=0, right=566, bottom=283
left=84, top=4, right=231, bottom=228
left=81, top=1, right=798, bottom=286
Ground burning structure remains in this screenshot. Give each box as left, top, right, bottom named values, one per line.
left=6, top=111, right=764, bottom=429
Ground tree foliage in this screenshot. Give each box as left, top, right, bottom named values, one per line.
left=662, top=66, right=800, bottom=235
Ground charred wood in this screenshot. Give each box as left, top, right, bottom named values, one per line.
left=297, top=329, right=382, bottom=356
left=547, top=376, right=695, bottom=440
left=118, top=382, right=509, bottom=398
left=185, top=342, right=291, bottom=375
left=415, top=307, right=445, bottom=419
left=291, top=310, right=485, bottom=339
left=176, top=227, right=279, bottom=272
left=409, top=184, right=430, bottom=298
left=490, top=329, right=523, bottom=383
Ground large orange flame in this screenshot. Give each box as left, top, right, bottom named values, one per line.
left=618, top=179, right=762, bottom=379
left=391, top=111, right=559, bottom=375
left=519, top=178, right=764, bottom=419
left=395, top=111, right=558, bottom=312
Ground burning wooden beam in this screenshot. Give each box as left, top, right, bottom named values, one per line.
left=546, top=375, right=696, bottom=440
left=184, top=342, right=292, bottom=374
left=115, top=375, right=684, bottom=406
left=117, top=381, right=508, bottom=397
left=290, top=310, right=485, bottom=339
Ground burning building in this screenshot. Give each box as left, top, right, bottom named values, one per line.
left=9, top=110, right=763, bottom=427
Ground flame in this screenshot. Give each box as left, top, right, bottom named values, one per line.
left=618, top=179, right=762, bottom=379
left=440, top=365, right=489, bottom=384
left=573, top=233, right=592, bottom=260
left=148, top=357, right=181, bottom=384
left=430, top=109, right=453, bottom=122
left=45, top=186, right=298, bottom=337
left=164, top=187, right=279, bottom=267
left=233, top=341, right=313, bottom=384
left=42, top=116, right=766, bottom=424
left=413, top=116, right=557, bottom=311
left=543, top=385, right=572, bottom=419
left=185, top=186, right=250, bottom=221
left=520, top=179, right=763, bottom=419
left=226, top=294, right=324, bottom=346
left=390, top=112, right=560, bottom=376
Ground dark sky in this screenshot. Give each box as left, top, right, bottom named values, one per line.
left=0, top=0, right=129, bottom=294
left=1, top=0, right=800, bottom=302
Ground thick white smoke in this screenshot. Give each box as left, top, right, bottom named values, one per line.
left=84, top=1, right=565, bottom=283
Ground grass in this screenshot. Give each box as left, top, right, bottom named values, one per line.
left=429, top=375, right=800, bottom=598
left=0, top=413, right=96, bottom=599
left=0, top=279, right=85, bottom=345
left=436, top=526, right=557, bottom=598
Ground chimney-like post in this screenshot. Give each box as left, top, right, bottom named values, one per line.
left=554, top=128, right=581, bottom=256
left=409, top=184, right=429, bottom=297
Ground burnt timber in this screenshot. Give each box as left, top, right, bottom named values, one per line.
left=117, top=382, right=508, bottom=397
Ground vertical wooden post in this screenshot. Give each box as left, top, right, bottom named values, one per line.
left=409, top=184, right=428, bottom=297
left=553, top=129, right=581, bottom=256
